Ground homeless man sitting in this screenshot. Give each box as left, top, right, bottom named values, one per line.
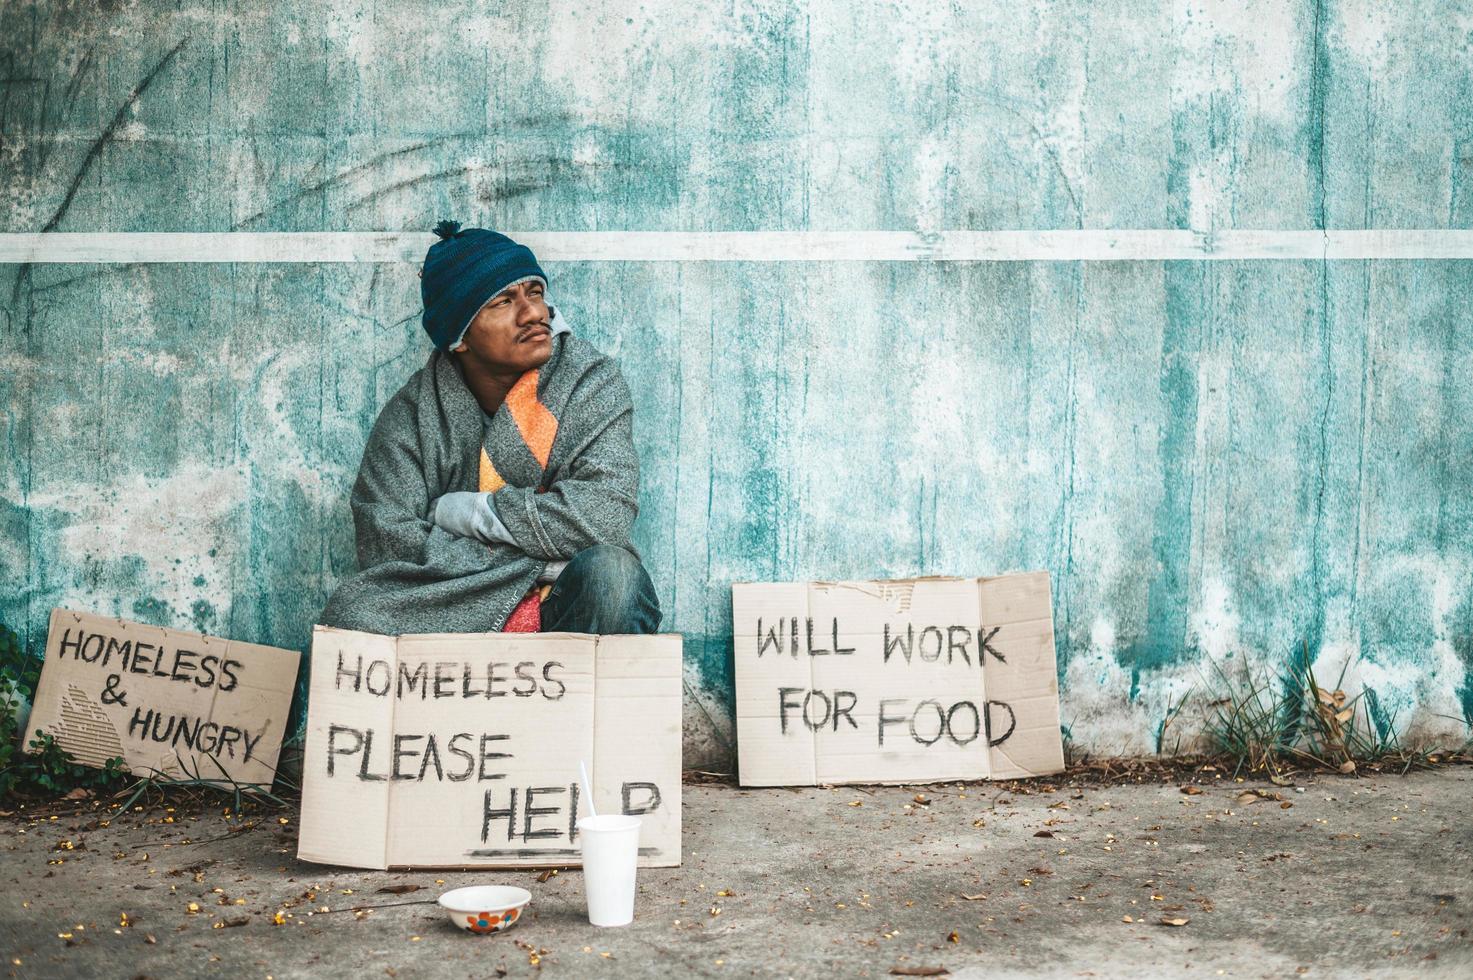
left=319, top=220, right=661, bottom=636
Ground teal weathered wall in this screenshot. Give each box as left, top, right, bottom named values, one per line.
left=3, top=1, right=1470, bottom=764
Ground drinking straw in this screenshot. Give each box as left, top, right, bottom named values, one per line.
left=579, top=760, right=598, bottom=818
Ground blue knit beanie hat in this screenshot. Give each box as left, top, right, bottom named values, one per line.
left=420, top=219, right=547, bottom=352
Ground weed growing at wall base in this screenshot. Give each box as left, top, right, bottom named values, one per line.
left=1197, top=642, right=1454, bottom=779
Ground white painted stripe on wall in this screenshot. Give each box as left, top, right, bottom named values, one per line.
left=2, top=230, right=1472, bottom=263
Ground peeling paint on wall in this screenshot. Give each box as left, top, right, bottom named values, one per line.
left=2, top=1, right=1470, bottom=768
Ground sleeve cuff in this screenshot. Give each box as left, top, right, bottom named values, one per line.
left=473, top=492, right=521, bottom=547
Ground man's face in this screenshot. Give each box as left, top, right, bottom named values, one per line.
left=453, top=279, right=553, bottom=373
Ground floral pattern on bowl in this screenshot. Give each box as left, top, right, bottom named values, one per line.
left=465, top=907, right=520, bottom=934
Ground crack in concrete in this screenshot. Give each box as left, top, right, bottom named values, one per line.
left=232, top=138, right=454, bottom=230
left=8, top=38, right=188, bottom=306
left=41, top=37, right=188, bottom=234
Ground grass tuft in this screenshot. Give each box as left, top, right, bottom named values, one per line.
left=1194, top=641, right=1453, bottom=778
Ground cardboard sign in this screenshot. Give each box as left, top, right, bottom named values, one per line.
left=27, top=609, right=300, bottom=786
left=732, top=573, right=1064, bottom=786
left=297, top=626, right=682, bottom=870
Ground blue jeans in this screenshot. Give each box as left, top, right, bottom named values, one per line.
left=540, top=545, right=662, bottom=635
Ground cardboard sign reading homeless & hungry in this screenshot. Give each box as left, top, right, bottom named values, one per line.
left=28, top=609, right=300, bottom=785
left=733, top=573, right=1064, bottom=786
left=297, top=626, right=682, bottom=870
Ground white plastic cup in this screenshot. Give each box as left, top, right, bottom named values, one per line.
left=577, top=814, right=641, bottom=927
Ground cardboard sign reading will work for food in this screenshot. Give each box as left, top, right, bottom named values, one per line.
left=27, top=609, right=300, bottom=785
left=297, top=627, right=682, bottom=870
left=733, top=573, right=1064, bottom=786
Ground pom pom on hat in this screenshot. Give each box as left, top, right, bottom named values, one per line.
left=432, top=218, right=463, bottom=240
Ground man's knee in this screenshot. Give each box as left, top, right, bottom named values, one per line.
left=566, top=545, right=648, bottom=610
left=553, top=545, right=661, bottom=633
left=567, top=544, right=643, bottom=587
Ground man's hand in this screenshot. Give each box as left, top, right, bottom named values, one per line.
left=431, top=491, right=492, bottom=541
left=431, top=490, right=565, bottom=581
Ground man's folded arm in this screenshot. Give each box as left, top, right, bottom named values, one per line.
left=349, top=396, right=514, bottom=577
left=490, top=402, right=639, bottom=562
left=430, top=491, right=568, bottom=581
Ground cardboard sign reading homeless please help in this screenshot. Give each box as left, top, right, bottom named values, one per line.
left=297, top=626, right=682, bottom=870
left=28, top=609, right=300, bottom=785
left=733, top=573, right=1064, bottom=786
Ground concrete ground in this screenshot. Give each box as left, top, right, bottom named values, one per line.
left=2, top=767, right=1469, bottom=979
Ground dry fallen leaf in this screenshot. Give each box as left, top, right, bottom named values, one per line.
left=946, top=930, right=959, bottom=943
left=535, top=869, right=559, bottom=883
left=1033, top=830, right=1055, bottom=838
left=889, top=968, right=949, bottom=977
left=1122, top=915, right=1134, bottom=923
left=1159, top=917, right=1189, bottom=927
left=377, top=884, right=423, bottom=895
left=1180, top=786, right=1203, bottom=796
left=1338, top=761, right=1357, bottom=774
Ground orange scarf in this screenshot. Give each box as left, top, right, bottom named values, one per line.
left=483, top=370, right=558, bottom=632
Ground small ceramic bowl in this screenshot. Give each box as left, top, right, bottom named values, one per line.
left=438, top=885, right=532, bottom=934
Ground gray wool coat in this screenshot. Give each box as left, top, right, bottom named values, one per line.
left=318, top=333, right=640, bottom=635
